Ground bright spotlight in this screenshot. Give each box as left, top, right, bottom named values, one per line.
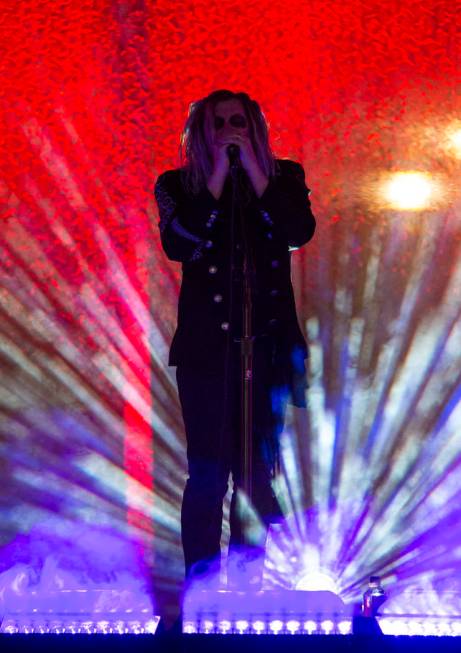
left=448, top=128, right=461, bottom=159
left=295, top=571, right=338, bottom=593
left=381, top=171, right=436, bottom=211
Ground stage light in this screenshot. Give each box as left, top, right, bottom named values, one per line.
left=235, top=619, right=249, bottom=633
left=183, top=621, right=197, bottom=634
left=338, top=620, right=352, bottom=634
left=446, top=125, right=461, bottom=158
left=269, top=619, right=284, bottom=634
left=450, top=130, right=461, bottom=153
left=381, top=171, right=436, bottom=211
left=321, top=618, right=334, bottom=634
left=202, top=618, right=214, bottom=633
left=295, top=571, right=339, bottom=593
left=286, top=619, right=301, bottom=633
left=218, top=619, right=232, bottom=633
left=303, top=619, right=317, bottom=634
left=251, top=619, right=265, bottom=634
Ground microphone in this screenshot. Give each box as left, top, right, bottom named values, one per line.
left=226, top=144, right=241, bottom=168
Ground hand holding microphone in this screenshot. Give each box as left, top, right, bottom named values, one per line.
left=226, top=144, right=241, bottom=169
left=208, top=134, right=267, bottom=198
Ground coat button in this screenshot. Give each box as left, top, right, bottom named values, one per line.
left=205, top=240, right=213, bottom=248
left=270, top=289, right=279, bottom=297
left=213, top=294, right=223, bottom=303
left=271, top=259, right=279, bottom=268
left=221, top=322, right=230, bottom=330
left=261, top=211, right=272, bottom=225
left=268, top=319, right=278, bottom=328
left=208, top=265, right=218, bottom=274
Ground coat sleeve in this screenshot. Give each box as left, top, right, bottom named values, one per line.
left=257, top=160, right=316, bottom=248
left=154, top=171, right=221, bottom=263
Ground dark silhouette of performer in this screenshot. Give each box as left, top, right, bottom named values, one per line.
left=155, top=90, right=316, bottom=587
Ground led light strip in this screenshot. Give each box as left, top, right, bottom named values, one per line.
left=0, top=616, right=160, bottom=635
left=182, top=616, right=352, bottom=635
left=378, top=615, right=461, bottom=637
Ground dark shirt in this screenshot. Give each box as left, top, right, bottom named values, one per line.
left=154, top=159, right=316, bottom=406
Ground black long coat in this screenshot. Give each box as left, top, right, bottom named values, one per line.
left=154, top=159, right=316, bottom=406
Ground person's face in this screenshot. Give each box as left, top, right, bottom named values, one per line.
left=211, top=98, right=249, bottom=144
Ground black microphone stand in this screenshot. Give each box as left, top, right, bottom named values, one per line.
left=229, top=154, right=254, bottom=506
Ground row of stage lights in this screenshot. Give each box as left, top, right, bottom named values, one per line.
left=379, top=617, right=461, bottom=637
left=3, top=615, right=461, bottom=637
left=0, top=616, right=161, bottom=635
left=0, top=616, right=352, bottom=636
left=182, top=617, right=352, bottom=635
left=183, top=617, right=461, bottom=637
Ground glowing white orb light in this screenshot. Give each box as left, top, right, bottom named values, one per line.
left=218, top=620, right=232, bottom=634
left=269, top=619, right=284, bottom=634
left=304, top=619, right=317, bottom=634
left=235, top=619, right=249, bottom=633
left=286, top=619, right=301, bottom=634
left=251, top=620, right=265, bottom=634
left=202, top=619, right=214, bottom=633
left=183, top=621, right=197, bottom=634
left=338, top=620, right=352, bottom=635
left=295, top=571, right=339, bottom=593
left=382, top=171, right=435, bottom=211
left=321, top=619, right=334, bottom=634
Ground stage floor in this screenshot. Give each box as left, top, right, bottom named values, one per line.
left=2, top=634, right=461, bottom=653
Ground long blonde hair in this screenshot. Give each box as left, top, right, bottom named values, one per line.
left=180, top=89, right=276, bottom=194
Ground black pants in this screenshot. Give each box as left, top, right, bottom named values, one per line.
left=176, top=340, right=287, bottom=582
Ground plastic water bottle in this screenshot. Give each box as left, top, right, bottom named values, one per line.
left=362, top=576, right=386, bottom=617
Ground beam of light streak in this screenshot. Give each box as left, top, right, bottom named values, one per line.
left=21, top=118, right=88, bottom=211
left=0, top=322, right=124, bottom=439
left=1, top=271, right=156, bottom=542
left=262, top=197, right=461, bottom=604
left=232, top=489, right=266, bottom=547
left=0, top=167, right=185, bottom=602
left=22, top=175, right=172, bottom=382
left=20, top=171, right=179, bottom=448
left=1, top=185, right=180, bottom=447
left=361, top=225, right=438, bottom=458
left=72, top=452, right=181, bottom=539
left=272, top=427, right=306, bottom=522
left=91, top=223, right=172, bottom=371
left=9, top=183, right=178, bottom=474
left=19, top=114, right=176, bottom=397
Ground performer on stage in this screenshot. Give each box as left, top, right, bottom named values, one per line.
left=154, top=89, right=316, bottom=587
